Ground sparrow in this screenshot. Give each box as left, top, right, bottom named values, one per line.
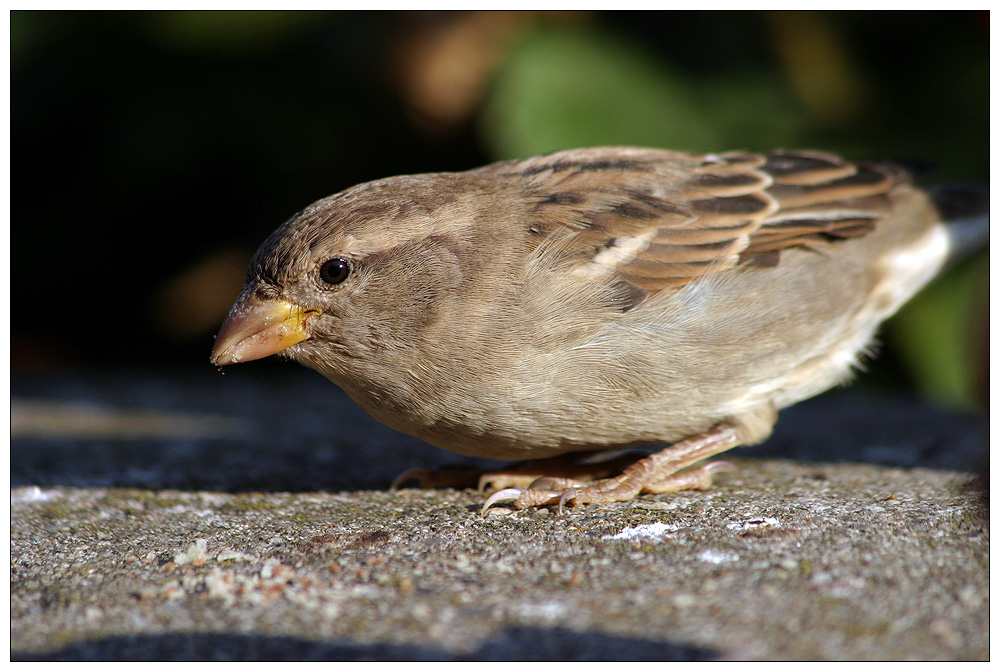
left=210, top=147, right=988, bottom=512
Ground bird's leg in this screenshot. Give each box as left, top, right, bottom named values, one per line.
left=482, top=425, right=740, bottom=514
left=391, top=451, right=644, bottom=492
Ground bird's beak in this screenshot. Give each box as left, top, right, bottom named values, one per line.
left=210, top=287, right=319, bottom=366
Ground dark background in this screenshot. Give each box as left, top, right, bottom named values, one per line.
left=11, top=10, right=989, bottom=410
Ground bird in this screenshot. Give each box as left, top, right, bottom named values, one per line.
left=210, top=147, right=987, bottom=512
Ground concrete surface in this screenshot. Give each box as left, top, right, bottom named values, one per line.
left=10, top=367, right=989, bottom=660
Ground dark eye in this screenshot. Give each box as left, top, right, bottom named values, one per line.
left=319, top=257, right=352, bottom=285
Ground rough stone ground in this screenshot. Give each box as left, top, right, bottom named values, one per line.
left=10, top=367, right=990, bottom=660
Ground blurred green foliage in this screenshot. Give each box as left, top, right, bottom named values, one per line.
left=887, top=253, right=988, bottom=409
left=11, top=11, right=988, bottom=409
left=482, top=25, right=805, bottom=158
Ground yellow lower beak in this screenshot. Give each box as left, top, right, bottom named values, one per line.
left=210, top=289, right=318, bottom=366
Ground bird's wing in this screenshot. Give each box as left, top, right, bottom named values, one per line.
left=507, top=147, right=905, bottom=307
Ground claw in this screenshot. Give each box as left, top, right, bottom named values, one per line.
left=390, top=469, right=430, bottom=491
left=556, top=489, right=579, bottom=515
left=527, top=476, right=559, bottom=490
left=481, top=488, right=524, bottom=516
left=476, top=474, right=492, bottom=492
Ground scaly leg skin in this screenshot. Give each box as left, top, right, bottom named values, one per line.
left=391, top=451, right=648, bottom=492
left=476, top=451, right=652, bottom=492
left=481, top=425, right=741, bottom=515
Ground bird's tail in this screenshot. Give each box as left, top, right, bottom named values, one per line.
left=930, top=184, right=990, bottom=266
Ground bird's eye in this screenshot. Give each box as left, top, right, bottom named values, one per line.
left=319, top=257, right=352, bottom=285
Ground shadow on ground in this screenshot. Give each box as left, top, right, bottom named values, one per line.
left=13, top=627, right=714, bottom=661
left=10, top=368, right=988, bottom=494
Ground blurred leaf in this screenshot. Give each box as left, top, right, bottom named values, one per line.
left=480, top=25, right=808, bottom=159
left=481, top=26, right=717, bottom=158
left=695, top=69, right=807, bottom=151
left=886, top=252, right=989, bottom=410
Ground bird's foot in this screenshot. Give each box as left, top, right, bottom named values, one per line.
left=391, top=450, right=643, bottom=492
left=475, top=451, right=649, bottom=492
left=481, top=425, right=740, bottom=515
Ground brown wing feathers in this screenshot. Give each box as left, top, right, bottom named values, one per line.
left=515, top=149, right=903, bottom=297
left=746, top=152, right=899, bottom=257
